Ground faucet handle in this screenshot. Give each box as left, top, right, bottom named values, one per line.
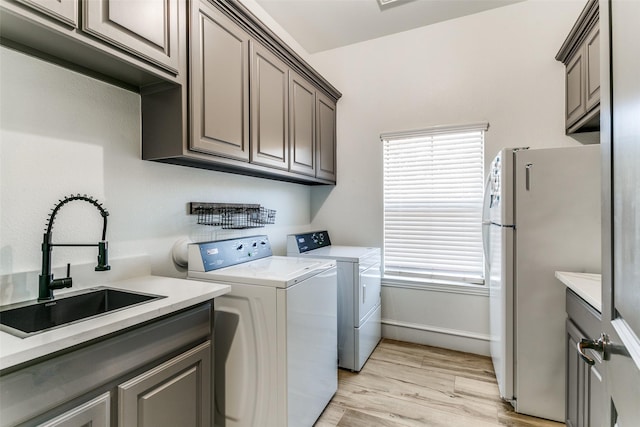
left=50, top=264, right=72, bottom=290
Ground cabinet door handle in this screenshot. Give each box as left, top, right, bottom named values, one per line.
left=362, top=284, right=366, bottom=304
left=577, top=334, right=607, bottom=365
left=525, top=163, right=533, bottom=191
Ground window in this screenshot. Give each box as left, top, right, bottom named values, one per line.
left=381, top=122, right=487, bottom=285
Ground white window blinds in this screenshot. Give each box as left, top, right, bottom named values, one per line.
left=381, top=123, right=487, bottom=284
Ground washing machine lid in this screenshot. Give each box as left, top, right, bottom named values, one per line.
left=189, top=256, right=335, bottom=288
left=287, top=231, right=380, bottom=262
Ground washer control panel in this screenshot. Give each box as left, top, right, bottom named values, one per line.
left=288, top=230, right=332, bottom=254
left=191, top=235, right=272, bottom=272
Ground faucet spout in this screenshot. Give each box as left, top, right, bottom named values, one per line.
left=38, top=194, right=111, bottom=301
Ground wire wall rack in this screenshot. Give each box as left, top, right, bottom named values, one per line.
left=190, top=202, right=276, bottom=229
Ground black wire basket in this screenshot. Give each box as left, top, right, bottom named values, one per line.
left=191, top=203, right=276, bottom=229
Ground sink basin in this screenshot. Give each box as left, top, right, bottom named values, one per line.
left=0, top=287, right=165, bottom=338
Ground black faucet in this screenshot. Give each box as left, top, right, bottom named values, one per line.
left=38, top=194, right=111, bottom=301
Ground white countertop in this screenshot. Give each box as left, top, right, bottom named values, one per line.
left=555, top=271, right=602, bottom=312
left=0, top=275, right=230, bottom=371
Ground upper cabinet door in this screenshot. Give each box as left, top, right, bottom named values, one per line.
left=316, top=91, right=337, bottom=182
left=16, top=0, right=77, bottom=27
left=585, top=24, right=600, bottom=113
left=565, top=48, right=586, bottom=128
left=289, top=70, right=316, bottom=177
left=250, top=41, right=289, bottom=170
left=189, top=1, right=250, bottom=161
left=83, top=0, right=179, bottom=74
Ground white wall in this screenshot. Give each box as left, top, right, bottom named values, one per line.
left=0, top=0, right=590, bottom=356
left=305, top=0, right=588, bottom=355
left=0, top=46, right=311, bottom=304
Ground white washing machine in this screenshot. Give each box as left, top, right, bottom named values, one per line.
left=287, top=231, right=381, bottom=372
left=187, top=235, right=337, bottom=427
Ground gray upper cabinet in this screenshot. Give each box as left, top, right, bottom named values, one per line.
left=83, top=0, right=180, bottom=74
left=316, top=92, right=337, bottom=182
left=141, top=0, right=341, bottom=185
left=190, top=1, right=250, bottom=161
left=556, top=0, right=599, bottom=135
left=15, top=0, right=76, bottom=27
left=289, top=70, right=316, bottom=177
left=1, top=0, right=338, bottom=183
left=250, top=41, right=289, bottom=170
left=565, top=46, right=585, bottom=128
left=584, top=24, right=600, bottom=113
left=1, top=0, right=185, bottom=87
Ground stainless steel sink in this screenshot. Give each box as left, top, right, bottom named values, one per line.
left=0, top=287, right=165, bottom=338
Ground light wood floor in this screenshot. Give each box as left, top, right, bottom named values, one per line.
left=315, top=339, right=565, bottom=427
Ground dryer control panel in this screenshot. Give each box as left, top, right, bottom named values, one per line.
left=188, top=235, right=273, bottom=272
left=287, top=231, right=332, bottom=254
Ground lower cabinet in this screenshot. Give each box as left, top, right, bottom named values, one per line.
left=119, top=342, right=211, bottom=427
left=0, top=303, right=213, bottom=427
left=38, top=393, right=111, bottom=427
left=565, top=289, right=604, bottom=427
left=35, top=342, right=211, bottom=427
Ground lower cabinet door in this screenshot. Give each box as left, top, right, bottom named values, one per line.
left=587, top=362, right=604, bottom=427
left=118, top=341, right=211, bottom=427
left=566, top=320, right=583, bottom=427
left=566, top=317, right=604, bottom=427
left=38, top=393, right=110, bottom=427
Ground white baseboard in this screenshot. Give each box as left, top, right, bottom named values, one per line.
left=382, top=318, right=491, bottom=357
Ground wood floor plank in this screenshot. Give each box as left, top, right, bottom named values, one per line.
left=369, top=341, right=425, bottom=368
left=315, top=339, right=564, bottom=427
left=337, top=408, right=412, bottom=427
left=335, top=366, right=501, bottom=422
left=348, top=358, right=455, bottom=395
left=454, top=376, right=502, bottom=401
left=331, top=381, right=501, bottom=426
left=314, top=403, right=346, bottom=426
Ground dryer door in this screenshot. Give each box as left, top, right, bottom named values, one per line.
left=358, top=262, right=381, bottom=326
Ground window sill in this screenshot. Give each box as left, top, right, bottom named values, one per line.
left=382, top=275, right=489, bottom=297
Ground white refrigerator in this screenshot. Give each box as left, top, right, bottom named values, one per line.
left=484, top=145, right=601, bottom=422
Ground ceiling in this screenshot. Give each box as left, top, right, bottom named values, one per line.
left=255, top=0, right=525, bottom=53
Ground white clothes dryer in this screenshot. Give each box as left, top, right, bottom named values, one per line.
left=287, top=231, right=381, bottom=372
left=188, top=235, right=337, bottom=427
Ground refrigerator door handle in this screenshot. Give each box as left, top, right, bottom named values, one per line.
left=482, top=173, right=492, bottom=272
left=525, top=163, right=533, bottom=191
